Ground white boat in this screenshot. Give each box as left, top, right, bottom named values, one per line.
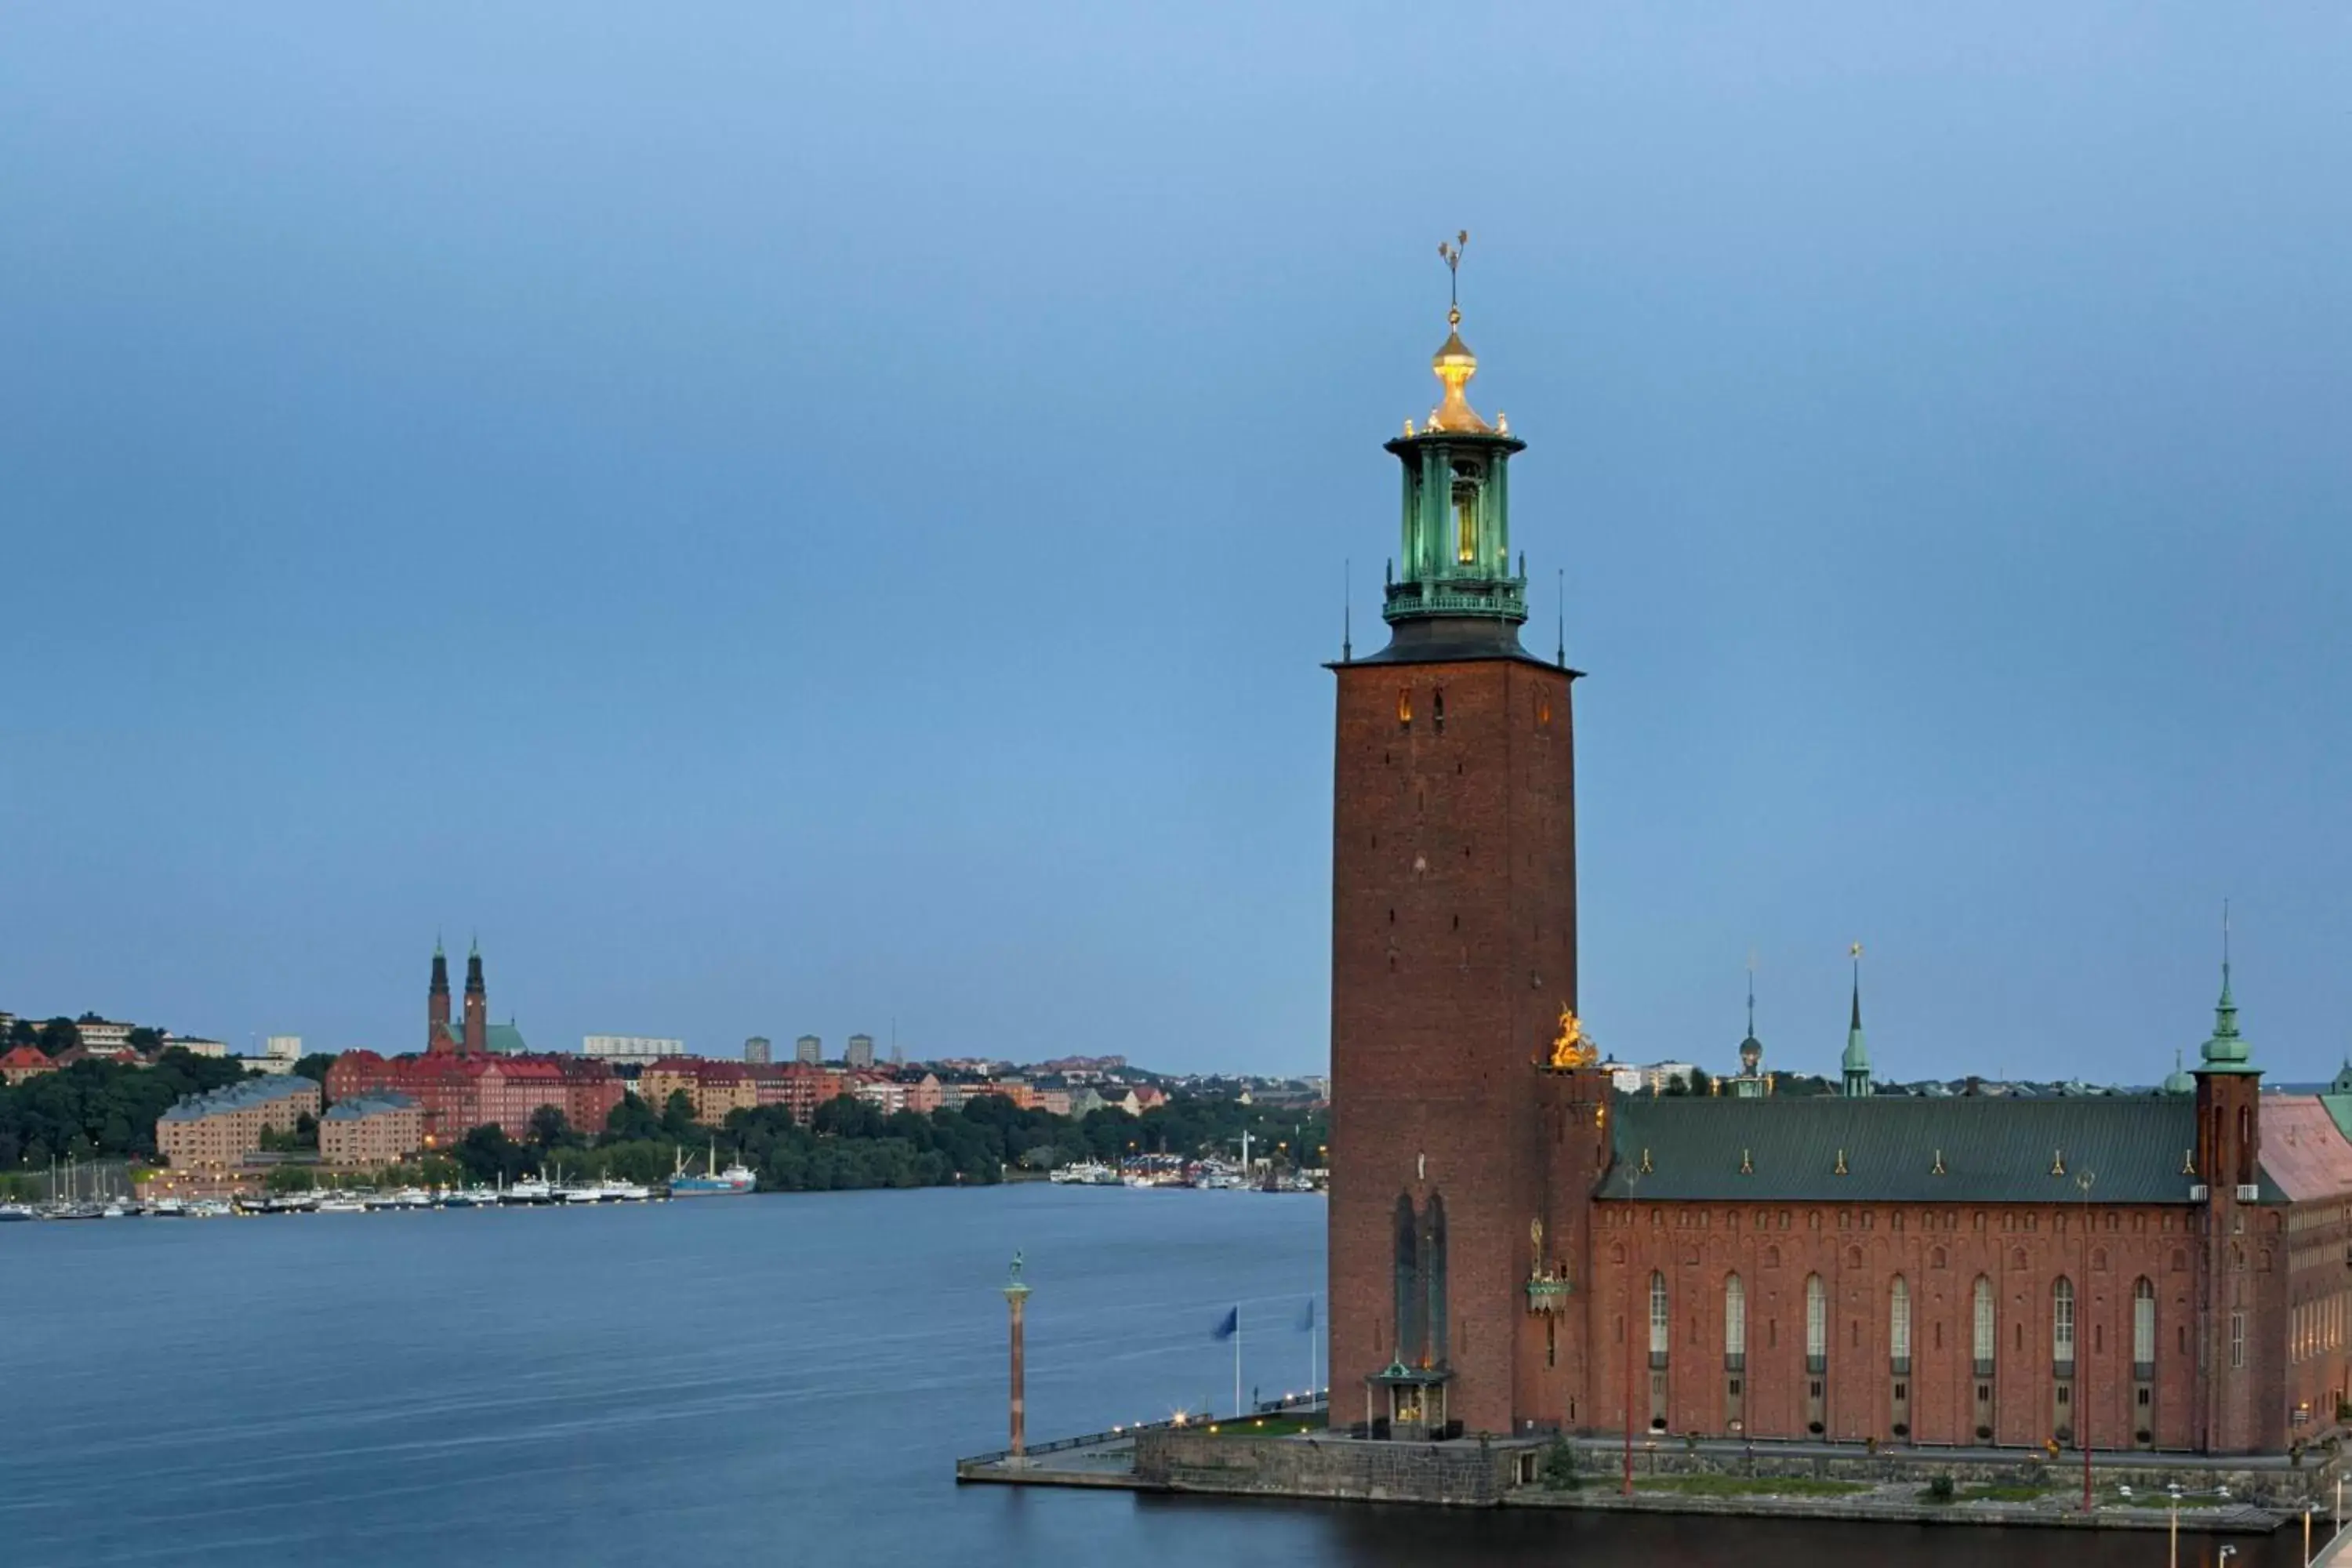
left=317, top=1196, right=366, bottom=1214
left=503, top=1178, right=556, bottom=1206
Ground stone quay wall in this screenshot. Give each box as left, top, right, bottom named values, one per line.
left=1134, top=1431, right=1530, bottom=1505
left=1569, top=1437, right=2338, bottom=1506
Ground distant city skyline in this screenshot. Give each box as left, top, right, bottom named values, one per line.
left=4, top=7, right=2347, bottom=1083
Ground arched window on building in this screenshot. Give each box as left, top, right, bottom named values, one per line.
left=2053, top=1277, right=2076, bottom=1370
left=2133, top=1277, right=2155, bottom=1370
left=1650, top=1271, right=1669, bottom=1360
left=1890, top=1276, right=1912, bottom=1370
left=1724, top=1274, right=1747, bottom=1363
left=1972, top=1276, right=1995, bottom=1370
left=1805, top=1274, right=1827, bottom=1370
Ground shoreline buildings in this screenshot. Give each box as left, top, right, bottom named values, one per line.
left=327, top=944, right=620, bottom=1142
left=1326, top=274, right=2342, bottom=1455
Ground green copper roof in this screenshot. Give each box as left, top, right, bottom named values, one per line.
left=2198, top=960, right=2256, bottom=1074
left=2161, top=1048, right=2195, bottom=1095
left=1598, top=1095, right=2219, bottom=1203
left=485, top=1022, right=528, bottom=1055
left=1840, top=979, right=1868, bottom=1075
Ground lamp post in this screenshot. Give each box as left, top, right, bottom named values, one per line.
left=2076, top=1168, right=2096, bottom=1512
left=2166, top=1482, right=2181, bottom=1568
left=1003, top=1252, right=1030, bottom=1462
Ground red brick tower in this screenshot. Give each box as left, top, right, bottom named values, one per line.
left=2188, top=932, right=2281, bottom=1453
left=463, top=938, right=488, bottom=1055
left=426, top=938, right=452, bottom=1052
left=1328, top=242, right=1579, bottom=1437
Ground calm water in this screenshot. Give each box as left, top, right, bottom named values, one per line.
left=0, top=1187, right=2298, bottom=1566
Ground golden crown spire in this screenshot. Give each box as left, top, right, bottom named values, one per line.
left=1426, top=230, right=1490, bottom=434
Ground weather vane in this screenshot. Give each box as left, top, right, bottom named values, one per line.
left=1438, top=230, right=1468, bottom=309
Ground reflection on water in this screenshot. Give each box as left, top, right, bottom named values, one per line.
left=0, top=1187, right=2299, bottom=1567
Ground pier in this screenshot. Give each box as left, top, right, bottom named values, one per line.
left=959, top=1414, right=2338, bottom=1537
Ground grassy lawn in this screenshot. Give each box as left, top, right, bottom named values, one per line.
left=1635, top=1474, right=1868, bottom=1498
left=1202, top=1414, right=1326, bottom=1437
left=1952, top=1483, right=2056, bottom=1503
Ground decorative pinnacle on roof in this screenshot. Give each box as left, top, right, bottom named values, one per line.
left=1738, top=956, right=1763, bottom=1073
left=1841, top=942, right=1872, bottom=1097
left=2199, top=904, right=2254, bottom=1073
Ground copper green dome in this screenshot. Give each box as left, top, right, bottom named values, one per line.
left=2161, top=1047, right=2194, bottom=1095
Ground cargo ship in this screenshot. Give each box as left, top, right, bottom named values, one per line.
left=668, top=1141, right=756, bottom=1197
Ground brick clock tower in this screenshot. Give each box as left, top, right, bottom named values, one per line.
left=1328, top=245, right=1583, bottom=1438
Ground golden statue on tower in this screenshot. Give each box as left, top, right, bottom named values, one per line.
left=1548, top=1004, right=1597, bottom=1069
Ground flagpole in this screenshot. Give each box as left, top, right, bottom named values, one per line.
left=1234, top=1303, right=1243, bottom=1417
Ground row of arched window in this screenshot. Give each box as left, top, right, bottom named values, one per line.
left=1644, top=1271, right=2161, bottom=1367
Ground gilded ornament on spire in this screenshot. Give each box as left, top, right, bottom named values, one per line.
left=1424, top=230, right=1490, bottom=434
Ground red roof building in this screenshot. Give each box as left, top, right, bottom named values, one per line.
left=326, top=1050, right=620, bottom=1143
left=1, top=1045, right=56, bottom=1086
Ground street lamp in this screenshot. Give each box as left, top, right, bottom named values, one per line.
left=2167, top=1482, right=2181, bottom=1568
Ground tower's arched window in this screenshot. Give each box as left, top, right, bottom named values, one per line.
left=2133, top=1277, right=2157, bottom=1366
left=1649, top=1271, right=1669, bottom=1358
left=1890, top=1276, right=1911, bottom=1366
left=2053, top=1276, right=2076, bottom=1366
left=1724, top=1274, right=1746, bottom=1361
left=1805, top=1274, right=1827, bottom=1365
left=1453, top=474, right=1480, bottom=565
left=1973, top=1276, right=1994, bottom=1367
left=1397, top=688, right=1412, bottom=726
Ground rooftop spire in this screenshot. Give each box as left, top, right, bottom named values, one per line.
left=2200, top=903, right=2254, bottom=1072
left=1842, top=942, right=1872, bottom=1097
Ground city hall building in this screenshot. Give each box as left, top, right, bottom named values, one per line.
left=1327, top=282, right=2350, bottom=1457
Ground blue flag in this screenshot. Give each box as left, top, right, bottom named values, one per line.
left=1298, top=1298, right=1316, bottom=1332
left=1212, top=1306, right=1239, bottom=1341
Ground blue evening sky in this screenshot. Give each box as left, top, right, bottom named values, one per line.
left=3, top=5, right=2347, bottom=1082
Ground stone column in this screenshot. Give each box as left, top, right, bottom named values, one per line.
left=1004, top=1257, right=1031, bottom=1461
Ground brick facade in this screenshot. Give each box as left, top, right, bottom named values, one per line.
left=1328, top=653, right=1577, bottom=1438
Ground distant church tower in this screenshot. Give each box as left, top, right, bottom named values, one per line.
left=426, top=938, right=452, bottom=1052
left=1327, top=238, right=1579, bottom=1439
left=463, top=939, right=488, bottom=1055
